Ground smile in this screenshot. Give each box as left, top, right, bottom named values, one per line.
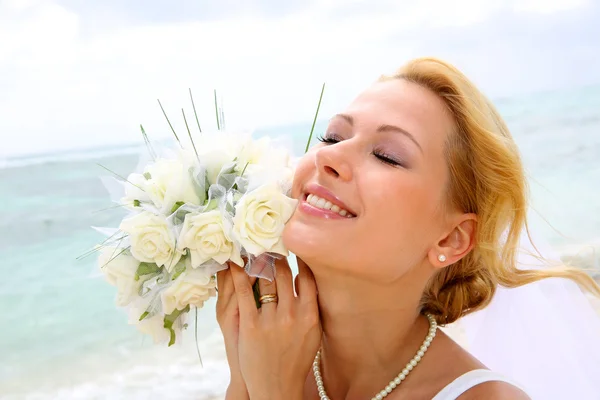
left=305, top=194, right=355, bottom=218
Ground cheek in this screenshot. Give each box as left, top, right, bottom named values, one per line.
left=290, top=152, right=315, bottom=199
left=283, top=153, right=318, bottom=255
left=358, top=172, right=442, bottom=255
left=367, top=171, right=431, bottom=219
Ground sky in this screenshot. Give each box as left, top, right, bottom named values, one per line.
left=0, top=0, right=599, bottom=157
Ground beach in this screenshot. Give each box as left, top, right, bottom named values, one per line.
left=1, top=84, right=600, bottom=399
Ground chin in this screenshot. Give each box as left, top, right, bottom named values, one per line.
left=282, top=217, right=322, bottom=262
left=282, top=216, right=355, bottom=275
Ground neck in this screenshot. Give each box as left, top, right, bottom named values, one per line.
left=311, top=265, right=432, bottom=398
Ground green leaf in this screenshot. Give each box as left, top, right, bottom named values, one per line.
left=164, top=305, right=190, bottom=347
left=171, top=261, right=186, bottom=281
left=203, top=198, right=219, bottom=211
left=133, top=199, right=141, bottom=207
left=305, top=82, right=326, bottom=153
left=231, top=161, right=249, bottom=191
left=135, top=262, right=161, bottom=281
left=233, top=192, right=243, bottom=203
left=171, top=201, right=185, bottom=213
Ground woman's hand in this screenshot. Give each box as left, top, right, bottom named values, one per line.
left=231, top=257, right=321, bottom=400
left=216, top=265, right=254, bottom=400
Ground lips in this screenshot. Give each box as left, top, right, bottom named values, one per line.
left=302, top=183, right=357, bottom=217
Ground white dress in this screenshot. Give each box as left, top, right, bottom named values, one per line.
left=432, top=369, right=526, bottom=400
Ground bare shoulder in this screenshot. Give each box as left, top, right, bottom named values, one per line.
left=457, top=381, right=530, bottom=400
left=414, top=330, right=530, bottom=399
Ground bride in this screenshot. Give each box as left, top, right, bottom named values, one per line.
left=215, top=58, right=600, bottom=399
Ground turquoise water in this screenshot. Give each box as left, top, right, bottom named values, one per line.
left=1, top=86, right=600, bottom=398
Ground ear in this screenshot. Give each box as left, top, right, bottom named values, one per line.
left=428, top=214, right=477, bottom=269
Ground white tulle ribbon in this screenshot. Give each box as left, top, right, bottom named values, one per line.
left=459, top=226, right=600, bottom=399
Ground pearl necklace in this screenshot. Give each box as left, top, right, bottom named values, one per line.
left=312, top=313, right=438, bottom=400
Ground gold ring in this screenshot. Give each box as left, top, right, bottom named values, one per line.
left=259, top=294, right=278, bottom=304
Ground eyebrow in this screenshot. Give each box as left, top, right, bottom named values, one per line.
left=333, top=113, right=423, bottom=153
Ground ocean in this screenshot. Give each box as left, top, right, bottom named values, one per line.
left=1, top=85, right=599, bottom=399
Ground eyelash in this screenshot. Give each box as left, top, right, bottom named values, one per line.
left=316, top=133, right=404, bottom=167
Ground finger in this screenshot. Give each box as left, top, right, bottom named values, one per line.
left=229, top=259, right=259, bottom=287
left=217, top=268, right=233, bottom=300
left=220, top=262, right=257, bottom=297
left=258, top=276, right=278, bottom=313
left=296, top=257, right=318, bottom=307
left=216, top=269, right=234, bottom=326
left=230, top=263, right=259, bottom=322
left=274, top=257, right=294, bottom=311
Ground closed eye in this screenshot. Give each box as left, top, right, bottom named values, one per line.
left=317, top=133, right=342, bottom=144
left=373, top=150, right=404, bottom=167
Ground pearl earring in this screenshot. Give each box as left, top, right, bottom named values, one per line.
left=438, top=254, right=447, bottom=262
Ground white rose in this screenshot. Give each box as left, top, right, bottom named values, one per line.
left=98, top=248, right=141, bottom=307
left=161, top=268, right=217, bottom=315
left=144, top=158, right=203, bottom=214
left=178, top=210, right=243, bottom=268
left=232, top=184, right=298, bottom=256
left=119, top=211, right=182, bottom=272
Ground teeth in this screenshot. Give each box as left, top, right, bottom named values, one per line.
left=306, top=194, right=353, bottom=217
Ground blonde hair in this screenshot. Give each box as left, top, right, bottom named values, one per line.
left=381, top=57, right=600, bottom=325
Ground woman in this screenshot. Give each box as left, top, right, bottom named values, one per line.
left=216, top=58, right=600, bottom=399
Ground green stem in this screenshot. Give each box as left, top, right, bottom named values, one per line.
left=304, top=82, right=326, bottom=153
left=140, top=124, right=157, bottom=161
left=195, top=307, right=203, bottom=366
left=182, top=108, right=199, bottom=159
left=214, top=89, right=221, bottom=130
left=158, top=99, right=182, bottom=147
left=96, top=163, right=144, bottom=191
left=189, top=88, right=202, bottom=133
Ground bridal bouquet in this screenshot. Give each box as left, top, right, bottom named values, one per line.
left=91, top=86, right=324, bottom=347
left=89, top=87, right=324, bottom=346
left=96, top=131, right=298, bottom=345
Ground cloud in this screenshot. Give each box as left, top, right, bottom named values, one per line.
left=53, top=0, right=314, bottom=26
left=0, top=0, right=598, bottom=157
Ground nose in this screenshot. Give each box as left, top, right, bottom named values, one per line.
left=314, top=144, right=353, bottom=181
